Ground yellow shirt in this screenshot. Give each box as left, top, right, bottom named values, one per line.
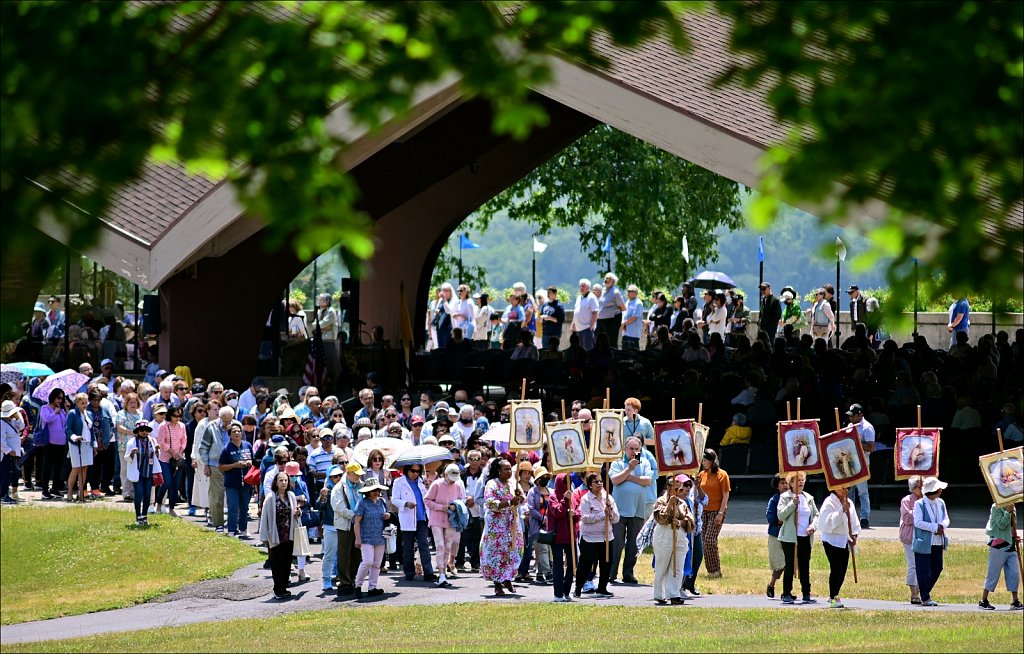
left=719, top=425, right=752, bottom=447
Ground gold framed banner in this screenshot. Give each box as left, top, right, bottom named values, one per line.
left=591, top=409, right=625, bottom=464
left=978, top=447, right=1023, bottom=508
left=545, top=420, right=590, bottom=473
left=818, top=425, right=871, bottom=491
left=653, top=419, right=698, bottom=475
left=894, top=427, right=941, bottom=480
left=777, top=420, right=823, bottom=475
left=508, top=399, right=544, bottom=451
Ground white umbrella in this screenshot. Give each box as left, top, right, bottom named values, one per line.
left=391, top=444, right=454, bottom=470
left=480, top=422, right=509, bottom=443
left=353, top=437, right=412, bottom=468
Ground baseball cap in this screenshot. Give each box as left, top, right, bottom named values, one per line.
left=758, top=282, right=770, bottom=289
left=345, top=461, right=365, bottom=475
left=847, top=285, right=859, bottom=293
left=435, top=401, right=450, bottom=413
left=411, top=415, right=424, bottom=425
left=846, top=403, right=864, bottom=416
left=100, top=358, right=114, bottom=368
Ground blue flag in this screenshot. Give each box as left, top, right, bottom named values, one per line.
left=757, top=236, right=764, bottom=263
left=459, top=234, right=481, bottom=250
left=601, top=234, right=612, bottom=254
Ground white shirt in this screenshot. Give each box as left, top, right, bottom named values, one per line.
left=853, top=417, right=875, bottom=459
left=796, top=496, right=811, bottom=537
left=451, top=298, right=474, bottom=330
left=818, top=493, right=861, bottom=549
left=707, top=305, right=728, bottom=337
left=913, top=496, right=949, bottom=546
left=573, top=293, right=599, bottom=331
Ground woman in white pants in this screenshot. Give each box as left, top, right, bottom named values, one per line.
left=424, top=463, right=466, bottom=587
left=898, top=476, right=924, bottom=604
left=652, top=474, right=696, bottom=605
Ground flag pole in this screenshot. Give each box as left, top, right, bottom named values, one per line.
left=835, top=243, right=842, bottom=349
left=458, top=236, right=464, bottom=286
left=532, top=249, right=537, bottom=304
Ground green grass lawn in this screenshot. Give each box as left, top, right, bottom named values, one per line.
left=633, top=536, right=995, bottom=605
left=0, top=506, right=263, bottom=625
left=3, top=604, right=1020, bottom=653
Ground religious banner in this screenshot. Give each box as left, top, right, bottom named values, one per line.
left=979, top=447, right=1023, bottom=508
left=508, top=400, right=544, bottom=451
left=894, top=427, right=941, bottom=480
left=817, top=425, right=871, bottom=491
left=545, top=420, right=589, bottom=473
left=777, top=419, right=823, bottom=475
left=692, top=422, right=708, bottom=463
left=653, top=419, right=698, bottom=475
left=590, top=409, right=625, bottom=464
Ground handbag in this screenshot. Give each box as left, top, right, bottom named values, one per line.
left=383, top=525, right=398, bottom=554
left=31, top=416, right=49, bottom=447
left=153, top=470, right=165, bottom=486
left=301, top=506, right=321, bottom=528
left=243, top=464, right=262, bottom=487
left=535, top=529, right=555, bottom=545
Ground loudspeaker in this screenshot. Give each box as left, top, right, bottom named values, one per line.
left=142, top=294, right=161, bottom=334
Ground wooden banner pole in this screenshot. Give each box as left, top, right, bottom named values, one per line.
left=521, top=378, right=527, bottom=401
left=834, top=408, right=842, bottom=432
left=561, top=399, right=566, bottom=422
left=787, top=401, right=792, bottom=422
left=797, top=397, right=801, bottom=421
left=845, top=496, right=859, bottom=583
left=671, top=397, right=676, bottom=422
left=698, top=402, right=703, bottom=425
left=605, top=387, right=611, bottom=410
left=995, top=430, right=1021, bottom=581
left=917, top=405, right=922, bottom=430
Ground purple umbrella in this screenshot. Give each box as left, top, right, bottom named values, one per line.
left=32, top=369, right=90, bottom=402
left=687, top=271, right=737, bottom=291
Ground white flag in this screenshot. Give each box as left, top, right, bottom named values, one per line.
left=533, top=238, right=548, bottom=254
left=682, top=235, right=690, bottom=263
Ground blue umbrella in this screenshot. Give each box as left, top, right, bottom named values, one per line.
left=6, top=361, right=55, bottom=377
left=687, top=271, right=737, bottom=290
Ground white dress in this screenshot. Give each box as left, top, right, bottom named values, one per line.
left=67, top=411, right=95, bottom=467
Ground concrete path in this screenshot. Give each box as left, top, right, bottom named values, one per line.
left=0, top=492, right=1015, bottom=645
left=3, top=554, right=1019, bottom=646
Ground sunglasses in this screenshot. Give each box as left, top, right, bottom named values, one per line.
left=372, top=457, right=384, bottom=462
left=408, top=468, right=422, bottom=474
left=401, top=397, right=411, bottom=402
left=580, top=419, right=591, bottom=424
left=682, top=482, right=693, bottom=488
left=195, top=409, right=206, bottom=414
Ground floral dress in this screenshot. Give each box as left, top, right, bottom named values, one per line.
left=481, top=479, right=524, bottom=582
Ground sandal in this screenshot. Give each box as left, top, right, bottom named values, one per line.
left=502, top=580, right=516, bottom=593
left=494, top=582, right=506, bottom=596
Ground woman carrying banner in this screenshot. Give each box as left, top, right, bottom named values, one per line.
left=652, top=475, right=695, bottom=605
left=481, top=457, right=524, bottom=595
left=817, top=485, right=861, bottom=608
left=899, top=476, right=924, bottom=604
left=912, top=476, right=950, bottom=607
left=776, top=471, right=818, bottom=604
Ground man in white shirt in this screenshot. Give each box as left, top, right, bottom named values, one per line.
left=846, top=403, right=875, bottom=529
left=237, top=377, right=265, bottom=417
left=571, top=278, right=599, bottom=351
left=450, top=405, right=476, bottom=449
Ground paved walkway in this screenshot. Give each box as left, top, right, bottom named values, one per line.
left=1, top=492, right=1015, bottom=645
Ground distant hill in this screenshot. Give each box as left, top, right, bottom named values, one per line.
left=435, top=202, right=892, bottom=301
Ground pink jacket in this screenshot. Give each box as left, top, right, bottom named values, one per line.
left=898, top=493, right=916, bottom=545
left=424, top=478, right=466, bottom=528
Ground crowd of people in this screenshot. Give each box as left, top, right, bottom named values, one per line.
left=0, top=275, right=1020, bottom=608
left=1, top=362, right=1020, bottom=609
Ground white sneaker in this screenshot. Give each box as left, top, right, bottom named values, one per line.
left=680, top=589, right=692, bottom=599
left=148, top=505, right=157, bottom=514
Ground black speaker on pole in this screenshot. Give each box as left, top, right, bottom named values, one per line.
left=142, top=294, right=161, bottom=334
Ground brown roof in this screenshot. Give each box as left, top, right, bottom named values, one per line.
left=89, top=8, right=1020, bottom=251
left=589, top=12, right=794, bottom=150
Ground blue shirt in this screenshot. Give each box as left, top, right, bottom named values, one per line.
left=309, top=447, right=333, bottom=476
left=642, top=448, right=659, bottom=506
left=218, top=441, right=253, bottom=489
left=609, top=454, right=654, bottom=518
left=623, top=298, right=644, bottom=339
left=950, top=298, right=970, bottom=333
left=354, top=496, right=388, bottom=545
left=766, top=492, right=782, bottom=537
left=410, top=477, right=427, bottom=521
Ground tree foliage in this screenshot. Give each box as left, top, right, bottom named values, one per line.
left=473, top=125, right=745, bottom=290
left=1, top=0, right=686, bottom=282
left=716, top=1, right=1024, bottom=302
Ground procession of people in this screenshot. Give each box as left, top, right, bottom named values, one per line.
left=0, top=273, right=1021, bottom=610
